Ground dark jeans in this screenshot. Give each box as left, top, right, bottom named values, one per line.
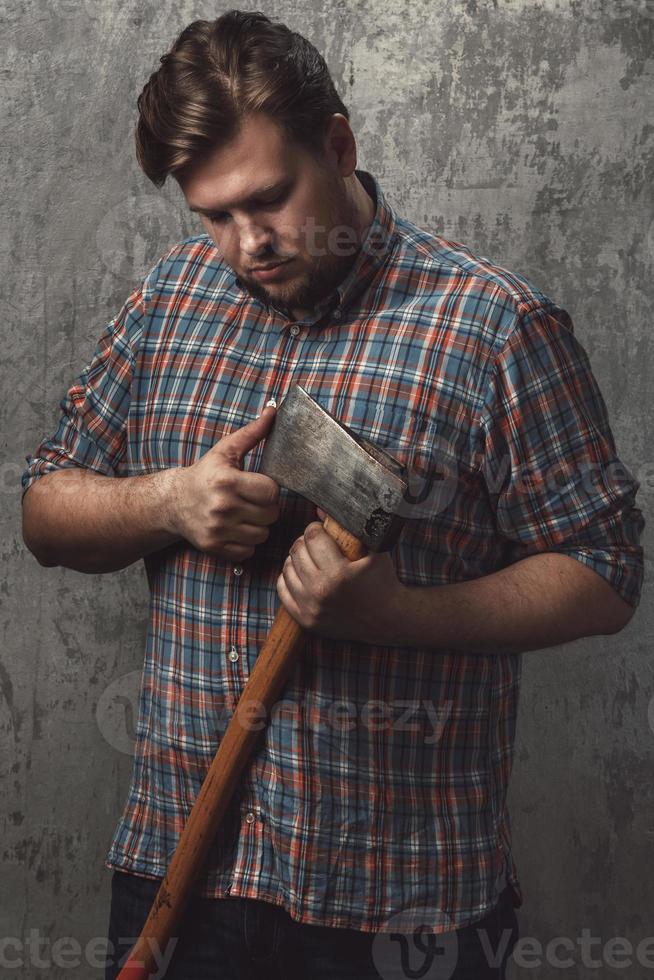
left=105, top=869, right=520, bottom=979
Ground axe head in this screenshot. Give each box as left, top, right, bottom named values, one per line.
left=259, top=385, right=408, bottom=552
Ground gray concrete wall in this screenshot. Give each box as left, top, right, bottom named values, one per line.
left=2, top=1, right=652, bottom=976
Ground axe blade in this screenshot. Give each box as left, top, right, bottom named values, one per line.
left=259, top=384, right=408, bottom=552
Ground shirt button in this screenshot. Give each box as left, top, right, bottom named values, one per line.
left=233, top=565, right=243, bottom=577
left=245, top=811, right=256, bottom=824
left=266, top=397, right=277, bottom=408
left=228, top=647, right=239, bottom=662
left=289, top=324, right=300, bottom=337
left=332, top=309, right=342, bottom=321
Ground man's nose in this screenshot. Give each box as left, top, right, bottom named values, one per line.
left=238, top=220, right=276, bottom=257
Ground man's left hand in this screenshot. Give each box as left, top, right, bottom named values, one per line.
left=276, top=514, right=408, bottom=645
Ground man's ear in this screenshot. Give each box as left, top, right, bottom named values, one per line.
left=322, top=113, right=357, bottom=178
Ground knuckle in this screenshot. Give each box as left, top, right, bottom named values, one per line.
left=214, top=468, right=238, bottom=492
left=212, top=494, right=235, bottom=518
left=208, top=516, right=227, bottom=538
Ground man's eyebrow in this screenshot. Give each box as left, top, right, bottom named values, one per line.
left=188, top=179, right=291, bottom=215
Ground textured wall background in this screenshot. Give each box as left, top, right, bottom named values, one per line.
left=2, top=0, right=652, bottom=976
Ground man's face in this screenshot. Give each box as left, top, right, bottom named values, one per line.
left=178, top=113, right=363, bottom=319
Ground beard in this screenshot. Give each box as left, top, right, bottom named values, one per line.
left=237, top=174, right=364, bottom=318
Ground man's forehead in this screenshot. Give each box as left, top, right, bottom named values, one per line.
left=181, top=114, right=296, bottom=209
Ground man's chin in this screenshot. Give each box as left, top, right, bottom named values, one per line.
left=239, top=259, right=345, bottom=317
left=240, top=277, right=287, bottom=306
left=240, top=269, right=310, bottom=310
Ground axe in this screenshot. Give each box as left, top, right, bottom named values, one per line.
left=116, top=384, right=408, bottom=979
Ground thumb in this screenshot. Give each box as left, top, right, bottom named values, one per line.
left=213, top=404, right=277, bottom=466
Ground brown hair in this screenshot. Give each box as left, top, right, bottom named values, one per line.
left=135, top=9, right=351, bottom=187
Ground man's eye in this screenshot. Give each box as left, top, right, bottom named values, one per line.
left=263, top=191, right=287, bottom=207
left=205, top=190, right=288, bottom=224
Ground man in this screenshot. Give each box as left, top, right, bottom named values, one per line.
left=21, top=10, right=644, bottom=980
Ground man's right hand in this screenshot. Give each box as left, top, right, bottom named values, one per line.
left=167, top=405, right=280, bottom=560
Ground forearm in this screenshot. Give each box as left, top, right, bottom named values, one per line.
left=395, top=552, right=635, bottom=654
left=21, top=468, right=182, bottom=574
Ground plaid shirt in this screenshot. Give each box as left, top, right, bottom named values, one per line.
left=21, top=170, right=644, bottom=933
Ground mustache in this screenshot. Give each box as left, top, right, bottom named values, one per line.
left=246, top=250, right=296, bottom=270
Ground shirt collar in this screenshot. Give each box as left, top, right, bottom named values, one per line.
left=230, top=169, right=400, bottom=323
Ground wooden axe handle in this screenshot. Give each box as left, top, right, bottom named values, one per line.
left=116, top=515, right=368, bottom=979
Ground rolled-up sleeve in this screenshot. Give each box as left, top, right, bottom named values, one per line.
left=21, top=281, right=145, bottom=501
left=478, top=301, right=645, bottom=609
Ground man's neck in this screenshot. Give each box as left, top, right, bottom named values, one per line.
left=352, top=171, right=376, bottom=241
